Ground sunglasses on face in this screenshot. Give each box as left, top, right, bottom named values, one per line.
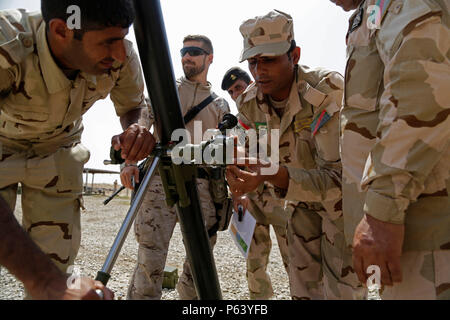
left=180, top=46, right=210, bottom=57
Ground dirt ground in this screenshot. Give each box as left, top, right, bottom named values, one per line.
left=0, top=194, right=291, bottom=300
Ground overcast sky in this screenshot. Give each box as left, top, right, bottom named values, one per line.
left=1, top=1, right=352, bottom=183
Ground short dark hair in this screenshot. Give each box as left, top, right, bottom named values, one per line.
left=41, top=0, right=135, bottom=39
left=286, top=40, right=297, bottom=60
left=221, top=67, right=251, bottom=91
left=183, top=35, right=214, bottom=54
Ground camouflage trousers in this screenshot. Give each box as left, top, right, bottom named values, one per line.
left=286, top=206, right=324, bottom=300
left=0, top=143, right=89, bottom=275
left=246, top=194, right=290, bottom=300
left=320, top=215, right=365, bottom=300
left=247, top=222, right=289, bottom=300
left=379, top=250, right=450, bottom=300
left=127, top=174, right=218, bottom=300
left=287, top=199, right=366, bottom=300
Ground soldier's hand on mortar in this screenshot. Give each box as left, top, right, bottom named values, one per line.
left=352, top=214, right=404, bottom=287
left=111, top=124, right=155, bottom=162
left=120, top=163, right=139, bottom=190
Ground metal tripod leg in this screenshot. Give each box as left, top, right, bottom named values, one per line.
left=96, top=156, right=161, bottom=285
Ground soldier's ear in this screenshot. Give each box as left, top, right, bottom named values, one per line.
left=48, top=18, right=73, bottom=42
left=292, top=47, right=301, bottom=65
left=208, top=53, right=214, bottom=65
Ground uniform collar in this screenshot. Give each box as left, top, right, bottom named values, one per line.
left=278, top=77, right=302, bottom=135
left=257, top=66, right=303, bottom=133
left=79, top=72, right=100, bottom=87
left=36, top=23, right=71, bottom=94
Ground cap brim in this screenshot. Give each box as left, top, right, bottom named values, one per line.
left=239, top=41, right=291, bottom=62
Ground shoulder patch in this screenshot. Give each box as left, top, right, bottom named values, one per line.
left=377, top=0, right=394, bottom=21
left=254, top=122, right=267, bottom=131
left=237, top=113, right=252, bottom=131
left=310, top=110, right=331, bottom=136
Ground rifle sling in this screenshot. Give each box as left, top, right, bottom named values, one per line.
left=183, top=95, right=214, bottom=125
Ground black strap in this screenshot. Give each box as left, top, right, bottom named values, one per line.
left=183, top=95, right=214, bottom=125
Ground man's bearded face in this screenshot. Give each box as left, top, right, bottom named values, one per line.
left=181, top=40, right=209, bottom=79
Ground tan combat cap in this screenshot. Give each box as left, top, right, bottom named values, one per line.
left=239, top=10, right=294, bottom=62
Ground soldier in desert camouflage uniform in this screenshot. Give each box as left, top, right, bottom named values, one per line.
left=0, top=0, right=154, bottom=288
left=222, top=67, right=290, bottom=300
left=123, top=35, right=230, bottom=300
left=331, top=0, right=450, bottom=299
left=227, top=10, right=364, bottom=299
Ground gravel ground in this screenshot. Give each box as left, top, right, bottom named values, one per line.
left=0, top=195, right=291, bottom=300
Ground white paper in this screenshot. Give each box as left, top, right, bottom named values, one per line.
left=228, top=209, right=256, bottom=259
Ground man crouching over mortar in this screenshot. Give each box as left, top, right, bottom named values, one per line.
left=0, top=0, right=155, bottom=299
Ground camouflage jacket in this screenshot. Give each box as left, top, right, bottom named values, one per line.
left=0, top=9, right=147, bottom=157
left=236, top=65, right=344, bottom=221
left=341, top=0, right=450, bottom=251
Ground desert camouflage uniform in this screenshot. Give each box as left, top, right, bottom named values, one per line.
left=236, top=63, right=363, bottom=299
left=0, top=10, right=147, bottom=279
left=341, top=0, right=450, bottom=299
left=244, top=183, right=290, bottom=300
left=234, top=110, right=290, bottom=300
left=127, top=77, right=230, bottom=300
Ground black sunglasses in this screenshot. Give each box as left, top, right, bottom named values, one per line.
left=180, top=46, right=210, bottom=57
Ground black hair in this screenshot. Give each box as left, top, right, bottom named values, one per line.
left=286, top=40, right=297, bottom=60
left=41, top=0, right=135, bottom=39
